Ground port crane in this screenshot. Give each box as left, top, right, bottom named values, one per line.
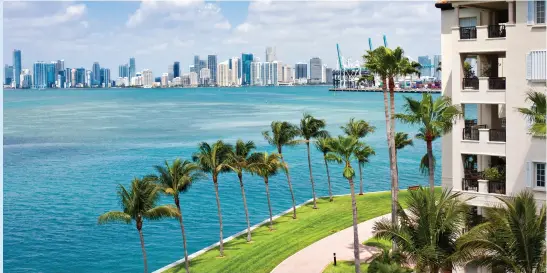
left=334, top=43, right=367, bottom=89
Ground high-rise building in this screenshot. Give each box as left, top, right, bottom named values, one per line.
left=199, top=68, right=211, bottom=86
left=230, top=58, right=240, bottom=85
left=436, top=2, right=546, bottom=261
left=264, top=62, right=279, bottom=86
left=92, top=62, right=101, bottom=86
left=418, top=55, right=432, bottom=77
left=13, top=49, right=22, bottom=88
left=168, top=65, right=174, bottom=81
left=309, top=57, right=323, bottom=84
left=161, top=73, right=169, bottom=87
left=86, top=70, right=92, bottom=87
left=142, top=69, right=153, bottom=87
left=193, top=55, right=200, bottom=73
left=46, top=63, right=56, bottom=88
left=32, top=62, right=47, bottom=89
left=242, top=53, right=254, bottom=85
left=217, top=61, right=230, bottom=87
left=21, top=69, right=32, bottom=89
left=119, top=64, right=129, bottom=78
left=265, top=46, right=276, bottom=62
left=295, top=63, right=308, bottom=80
left=250, top=61, right=263, bottom=86
left=4, top=65, right=14, bottom=86
left=433, top=55, right=442, bottom=80
left=325, top=68, right=333, bottom=84
left=65, top=68, right=72, bottom=88
left=189, top=72, right=198, bottom=87
left=208, top=55, right=218, bottom=85
left=75, top=68, right=86, bottom=87
left=129, top=57, right=136, bottom=79
left=173, top=62, right=180, bottom=78
left=55, top=60, right=64, bottom=76
left=281, top=65, right=294, bottom=83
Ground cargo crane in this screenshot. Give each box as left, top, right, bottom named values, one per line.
left=334, top=43, right=367, bottom=89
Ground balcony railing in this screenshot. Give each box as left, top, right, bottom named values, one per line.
left=489, top=129, right=506, bottom=142
left=462, top=78, right=479, bottom=89
left=488, top=24, right=506, bottom=38
left=463, top=127, right=480, bottom=140
left=488, top=180, right=506, bottom=194
left=488, top=77, right=506, bottom=90
left=462, top=178, right=479, bottom=192
left=460, top=26, right=477, bottom=39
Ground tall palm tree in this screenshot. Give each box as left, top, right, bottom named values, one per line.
left=327, top=136, right=365, bottom=273
left=247, top=152, right=284, bottom=230
left=517, top=90, right=546, bottom=137
left=340, top=117, right=376, bottom=139
left=225, top=139, right=256, bottom=242
left=263, top=121, right=300, bottom=219
left=192, top=140, right=233, bottom=257
left=148, top=159, right=203, bottom=273
left=98, top=178, right=180, bottom=273
left=395, top=94, right=461, bottom=193
left=455, top=191, right=546, bottom=273
left=373, top=187, right=469, bottom=273
left=315, top=137, right=339, bottom=202
left=394, top=132, right=414, bottom=177
left=416, top=128, right=440, bottom=176
left=299, top=113, right=330, bottom=209
left=354, top=144, right=375, bottom=195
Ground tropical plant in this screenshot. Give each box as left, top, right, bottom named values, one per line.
left=299, top=113, right=330, bottom=209
left=192, top=140, right=233, bottom=256
left=148, top=159, right=203, bottom=273
left=373, top=187, right=469, bottom=273
left=226, top=139, right=256, bottom=242
left=482, top=167, right=504, bottom=181
left=354, top=144, right=375, bottom=195
left=98, top=178, right=180, bottom=273
left=326, top=136, right=365, bottom=273
left=247, top=152, right=284, bottom=230
left=455, top=191, right=546, bottom=273
left=340, top=118, right=376, bottom=139
left=315, top=137, right=340, bottom=201
left=463, top=61, right=475, bottom=78
left=263, top=121, right=300, bottom=219
left=436, top=61, right=442, bottom=72
left=396, top=94, right=462, bottom=193
left=394, top=132, right=414, bottom=184
left=517, top=90, right=546, bottom=137
left=365, top=241, right=411, bottom=273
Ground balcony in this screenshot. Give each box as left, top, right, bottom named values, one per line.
left=461, top=77, right=505, bottom=104
left=488, top=77, right=506, bottom=90
left=462, top=178, right=479, bottom=192
left=461, top=128, right=506, bottom=156
left=487, top=180, right=506, bottom=194
left=459, top=26, right=477, bottom=40
left=462, top=78, right=479, bottom=90
left=488, top=24, right=506, bottom=38
left=489, top=129, right=506, bottom=142
left=453, top=25, right=512, bottom=53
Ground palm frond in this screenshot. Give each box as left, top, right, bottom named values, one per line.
left=98, top=211, right=131, bottom=225
left=144, top=205, right=180, bottom=220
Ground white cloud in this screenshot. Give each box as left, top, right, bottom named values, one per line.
left=214, top=21, right=231, bottom=30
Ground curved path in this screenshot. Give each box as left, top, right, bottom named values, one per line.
left=270, top=213, right=389, bottom=273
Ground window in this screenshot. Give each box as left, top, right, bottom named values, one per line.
left=537, top=1, right=546, bottom=24
left=536, top=163, right=546, bottom=187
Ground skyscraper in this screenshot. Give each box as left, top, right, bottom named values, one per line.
left=92, top=62, right=101, bottom=86
left=433, top=55, right=441, bottom=80
left=295, top=63, right=308, bottom=80
left=4, top=65, right=13, bottom=86
left=13, top=49, right=22, bottom=88
left=21, top=70, right=32, bottom=89
left=173, top=62, right=180, bottom=78
left=129, top=57, right=136, bottom=79
left=217, top=61, right=230, bottom=87
left=142, top=69, right=153, bottom=87
left=168, top=65, right=174, bottom=81
left=250, top=61, right=263, bottom=86
left=325, top=68, right=333, bottom=84
left=75, top=68, right=86, bottom=87
left=119, top=64, right=129, bottom=78
left=32, top=62, right=47, bottom=89
left=55, top=60, right=64, bottom=76
left=309, top=57, right=323, bottom=84
left=193, top=55, right=200, bottom=73
left=418, top=55, right=432, bottom=77
left=265, top=46, right=276, bottom=62
left=65, top=68, right=72, bottom=88
left=46, top=63, right=56, bottom=88
left=104, top=68, right=111, bottom=87
left=207, top=55, right=217, bottom=85
left=241, top=53, right=254, bottom=85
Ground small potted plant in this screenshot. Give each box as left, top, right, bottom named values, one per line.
left=481, top=167, right=505, bottom=194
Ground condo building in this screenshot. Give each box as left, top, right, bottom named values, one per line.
left=436, top=0, right=546, bottom=264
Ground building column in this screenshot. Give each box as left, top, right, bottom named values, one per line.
left=508, top=0, right=515, bottom=24
left=455, top=6, right=460, bottom=26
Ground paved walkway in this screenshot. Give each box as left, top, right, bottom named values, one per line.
left=270, top=213, right=389, bottom=273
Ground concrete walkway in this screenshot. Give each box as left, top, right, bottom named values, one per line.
left=270, top=214, right=389, bottom=273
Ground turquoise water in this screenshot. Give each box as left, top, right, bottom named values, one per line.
left=4, top=86, right=441, bottom=273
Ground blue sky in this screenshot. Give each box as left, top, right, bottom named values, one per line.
left=4, top=1, right=440, bottom=77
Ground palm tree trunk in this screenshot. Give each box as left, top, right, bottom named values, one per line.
left=381, top=77, right=397, bottom=230
left=306, top=142, right=318, bottom=209
left=137, top=223, right=148, bottom=273
left=264, top=178, right=274, bottom=231
left=213, top=177, right=224, bottom=256
left=358, top=164, right=364, bottom=195
left=324, top=156, right=333, bottom=202
left=238, top=174, right=252, bottom=242
left=174, top=198, right=190, bottom=273
left=280, top=153, right=297, bottom=219
left=427, top=140, right=435, bottom=193
left=388, top=78, right=399, bottom=225
left=348, top=176, right=361, bottom=273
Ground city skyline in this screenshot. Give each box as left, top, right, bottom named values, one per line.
left=4, top=1, right=441, bottom=75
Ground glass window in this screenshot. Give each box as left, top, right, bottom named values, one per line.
left=536, top=163, right=545, bottom=187
left=537, top=1, right=546, bottom=24
left=459, top=17, right=477, bottom=27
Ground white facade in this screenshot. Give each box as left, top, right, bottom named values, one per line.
left=142, top=69, right=153, bottom=87
left=265, top=46, right=277, bottom=62
left=309, top=57, right=323, bottom=84
left=189, top=72, right=198, bottom=87
left=199, top=68, right=211, bottom=86
left=439, top=1, right=546, bottom=210
left=161, top=73, right=168, bottom=87
left=217, top=62, right=230, bottom=87
left=230, top=58, right=240, bottom=86
left=281, top=65, right=294, bottom=83
left=250, top=62, right=263, bottom=86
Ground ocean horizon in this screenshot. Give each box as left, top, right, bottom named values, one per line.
left=4, top=86, right=441, bottom=273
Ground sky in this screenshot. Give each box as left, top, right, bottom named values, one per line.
left=3, top=0, right=441, bottom=77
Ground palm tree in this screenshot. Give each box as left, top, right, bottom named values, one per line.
left=455, top=191, right=546, bottom=273
left=225, top=139, right=256, bottom=242
left=395, top=94, right=461, bottom=193
left=373, top=187, right=469, bottom=273
left=148, top=159, right=203, bottom=273
left=517, top=90, right=546, bottom=137
left=354, top=144, right=375, bottom=195
left=192, top=140, right=233, bottom=257
left=340, top=117, right=376, bottom=139
left=299, top=113, right=330, bottom=209
left=364, top=241, right=410, bottom=273
left=315, top=137, right=339, bottom=202
left=416, top=128, right=440, bottom=176
left=247, top=152, right=284, bottom=230
left=327, top=136, right=365, bottom=273
left=263, top=121, right=300, bottom=219
left=98, top=178, right=180, bottom=273
left=394, top=132, right=414, bottom=177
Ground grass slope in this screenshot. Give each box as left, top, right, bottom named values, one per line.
left=165, top=190, right=414, bottom=273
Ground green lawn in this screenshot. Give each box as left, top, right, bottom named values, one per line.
left=322, top=261, right=369, bottom=273
left=165, top=190, right=415, bottom=273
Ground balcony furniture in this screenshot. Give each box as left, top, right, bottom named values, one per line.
left=462, top=78, right=479, bottom=89
left=459, top=26, right=477, bottom=39
left=487, top=24, right=506, bottom=38
left=489, top=129, right=506, bottom=142
left=488, top=77, right=506, bottom=90
left=462, top=178, right=479, bottom=192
